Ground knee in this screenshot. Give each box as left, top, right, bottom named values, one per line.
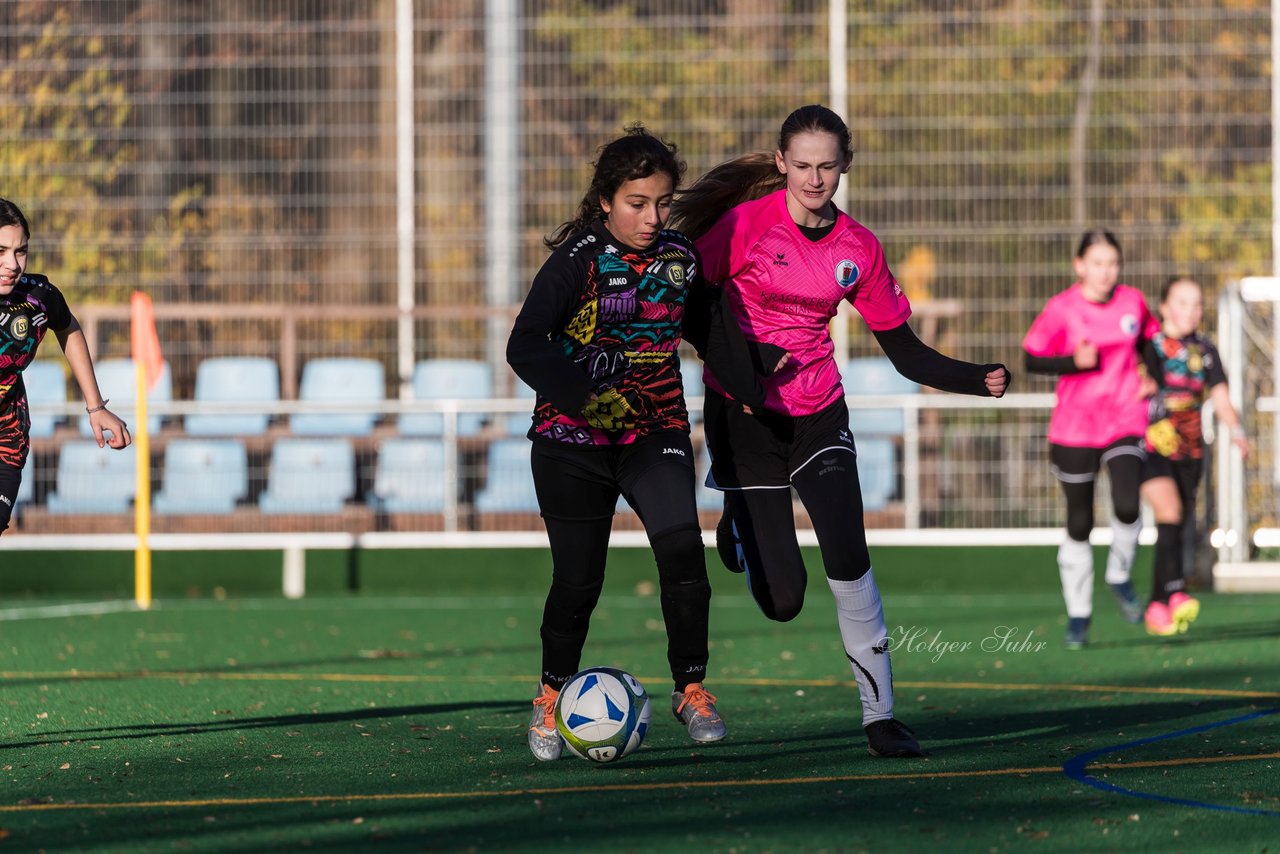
left=767, top=591, right=805, bottom=623
left=650, top=526, right=706, bottom=583
left=1114, top=496, right=1141, bottom=525
left=1066, top=510, right=1092, bottom=543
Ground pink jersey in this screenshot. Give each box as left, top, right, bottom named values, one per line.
left=696, top=190, right=912, bottom=415
left=1023, top=283, right=1157, bottom=447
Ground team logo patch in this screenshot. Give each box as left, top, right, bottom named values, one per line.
left=835, top=259, right=859, bottom=288
left=8, top=315, right=29, bottom=340
left=1120, top=313, right=1139, bottom=336
left=667, top=263, right=686, bottom=287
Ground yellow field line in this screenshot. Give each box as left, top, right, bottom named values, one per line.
left=2, top=670, right=1276, bottom=700
left=3, top=751, right=1277, bottom=814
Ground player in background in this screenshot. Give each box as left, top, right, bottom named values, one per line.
left=507, top=126, right=768, bottom=762
left=1023, top=229, right=1157, bottom=649
left=672, top=104, right=1009, bottom=759
left=0, top=198, right=131, bottom=535
left=1139, top=276, right=1247, bottom=635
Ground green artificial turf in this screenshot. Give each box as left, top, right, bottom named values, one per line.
left=0, top=546, right=1276, bottom=852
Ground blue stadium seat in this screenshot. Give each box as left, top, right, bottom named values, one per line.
left=185, top=357, right=280, bottom=436
left=153, top=439, right=249, bottom=514
left=499, top=372, right=537, bottom=437
left=15, top=452, right=35, bottom=508
left=23, top=359, right=67, bottom=438
left=78, top=358, right=172, bottom=439
left=857, top=437, right=897, bottom=511
left=399, top=359, right=493, bottom=437
left=290, top=358, right=385, bottom=437
left=842, top=356, right=918, bottom=437
left=369, top=438, right=448, bottom=513
left=695, top=440, right=721, bottom=512
left=259, top=438, right=356, bottom=514
left=474, top=438, right=539, bottom=513
left=682, top=359, right=705, bottom=424
left=46, top=441, right=137, bottom=514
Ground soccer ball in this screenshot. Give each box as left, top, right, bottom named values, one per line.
left=554, top=667, right=651, bottom=763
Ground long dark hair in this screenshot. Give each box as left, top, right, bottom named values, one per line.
left=0, top=198, right=30, bottom=240
left=672, top=104, right=854, bottom=240
left=1075, top=228, right=1121, bottom=260
left=544, top=124, right=685, bottom=250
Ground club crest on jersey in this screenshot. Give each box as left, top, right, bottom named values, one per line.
left=667, top=263, right=686, bottom=288
left=8, top=315, right=29, bottom=340
left=835, top=259, right=859, bottom=288
left=1120, top=313, right=1139, bottom=336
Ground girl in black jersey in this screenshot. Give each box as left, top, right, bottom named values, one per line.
left=507, top=126, right=765, bottom=761
left=0, top=198, right=131, bottom=533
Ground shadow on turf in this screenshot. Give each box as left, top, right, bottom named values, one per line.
left=0, top=699, right=527, bottom=748
left=1084, top=618, right=1280, bottom=650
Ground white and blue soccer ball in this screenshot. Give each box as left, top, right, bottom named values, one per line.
left=554, top=667, right=651, bottom=763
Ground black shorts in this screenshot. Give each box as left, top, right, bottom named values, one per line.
left=704, top=391, right=856, bottom=489
left=1141, top=451, right=1204, bottom=494
left=530, top=431, right=696, bottom=522
left=1049, top=436, right=1144, bottom=484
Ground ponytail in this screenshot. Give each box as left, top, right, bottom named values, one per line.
left=670, top=153, right=783, bottom=240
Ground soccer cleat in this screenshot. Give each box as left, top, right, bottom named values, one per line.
left=1063, top=616, right=1091, bottom=650
left=715, top=508, right=746, bottom=574
left=865, top=718, right=924, bottom=758
left=1107, top=580, right=1143, bottom=624
left=1144, top=600, right=1179, bottom=637
left=527, top=683, right=563, bottom=761
left=672, top=683, right=727, bottom=743
left=1168, top=591, right=1200, bottom=630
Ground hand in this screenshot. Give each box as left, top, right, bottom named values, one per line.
left=1138, top=374, right=1158, bottom=399
left=771, top=352, right=793, bottom=374
left=985, top=366, right=1009, bottom=398
left=90, top=408, right=132, bottom=449
left=1074, top=340, right=1098, bottom=370
left=1232, top=430, right=1250, bottom=459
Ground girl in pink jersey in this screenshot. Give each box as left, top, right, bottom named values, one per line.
left=673, top=105, right=1009, bottom=759
left=1023, top=230, right=1158, bottom=649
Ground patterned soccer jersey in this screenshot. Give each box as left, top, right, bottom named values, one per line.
left=0, top=273, right=72, bottom=467
left=1144, top=331, right=1226, bottom=461
left=695, top=189, right=912, bottom=416
left=510, top=221, right=699, bottom=446
left=1023, top=283, right=1156, bottom=448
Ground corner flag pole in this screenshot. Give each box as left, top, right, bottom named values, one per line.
left=130, top=292, right=162, bottom=610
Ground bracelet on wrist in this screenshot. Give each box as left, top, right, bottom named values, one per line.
left=85, top=399, right=109, bottom=414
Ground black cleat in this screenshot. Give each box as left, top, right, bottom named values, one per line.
left=865, top=718, right=925, bottom=758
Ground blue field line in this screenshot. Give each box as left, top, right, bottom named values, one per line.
left=1062, top=707, right=1280, bottom=816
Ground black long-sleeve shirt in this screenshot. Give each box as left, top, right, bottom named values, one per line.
left=507, top=221, right=765, bottom=446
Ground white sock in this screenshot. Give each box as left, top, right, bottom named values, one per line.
left=1058, top=537, right=1094, bottom=619
left=827, top=571, right=894, bottom=726
left=1105, top=517, right=1142, bottom=584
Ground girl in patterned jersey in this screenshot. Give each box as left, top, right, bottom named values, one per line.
left=507, top=126, right=767, bottom=761
left=1023, top=229, right=1158, bottom=649
left=672, top=105, right=1010, bottom=759
left=0, top=199, right=131, bottom=534
left=1139, top=276, right=1247, bottom=636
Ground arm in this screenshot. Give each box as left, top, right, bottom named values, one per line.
left=55, top=314, right=131, bottom=449
left=682, top=283, right=769, bottom=412
left=506, top=250, right=595, bottom=413
left=872, top=322, right=1009, bottom=397
left=1208, top=381, right=1249, bottom=458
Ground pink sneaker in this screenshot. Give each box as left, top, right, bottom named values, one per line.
left=1168, top=592, right=1200, bottom=630
left=1144, top=601, right=1179, bottom=637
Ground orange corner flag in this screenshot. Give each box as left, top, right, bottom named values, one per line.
left=130, top=291, right=163, bottom=392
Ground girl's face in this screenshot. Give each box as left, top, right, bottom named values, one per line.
left=0, top=224, right=29, bottom=296
left=776, top=130, right=847, bottom=225
left=1161, top=280, right=1203, bottom=338
left=600, top=172, right=675, bottom=251
left=1072, top=242, right=1121, bottom=301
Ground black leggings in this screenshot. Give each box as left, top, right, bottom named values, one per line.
left=531, top=435, right=710, bottom=691
left=724, top=449, right=872, bottom=623
left=1052, top=439, right=1143, bottom=541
